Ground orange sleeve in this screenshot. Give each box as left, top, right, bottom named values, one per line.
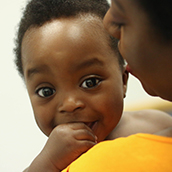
left=63, top=133, right=172, bottom=172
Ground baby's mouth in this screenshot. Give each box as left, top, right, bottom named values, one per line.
left=84, top=121, right=97, bottom=131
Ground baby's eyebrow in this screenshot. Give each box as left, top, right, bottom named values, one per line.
left=26, top=65, right=49, bottom=79
left=71, top=58, right=104, bottom=72
left=26, top=58, right=104, bottom=79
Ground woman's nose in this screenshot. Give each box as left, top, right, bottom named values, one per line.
left=58, top=96, right=85, bottom=113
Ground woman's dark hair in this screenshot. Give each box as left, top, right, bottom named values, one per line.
left=14, top=0, right=124, bottom=77
left=135, top=0, right=172, bottom=42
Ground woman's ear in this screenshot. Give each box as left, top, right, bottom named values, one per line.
left=122, top=67, right=129, bottom=98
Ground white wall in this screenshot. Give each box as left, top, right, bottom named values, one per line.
left=0, top=0, right=168, bottom=171
left=0, top=1, right=47, bottom=171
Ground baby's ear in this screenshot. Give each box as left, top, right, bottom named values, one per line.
left=122, top=67, right=129, bottom=98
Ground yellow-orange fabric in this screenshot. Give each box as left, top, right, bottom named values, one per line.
left=62, top=133, right=172, bottom=172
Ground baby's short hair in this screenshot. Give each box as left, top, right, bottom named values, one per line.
left=14, top=0, right=125, bottom=77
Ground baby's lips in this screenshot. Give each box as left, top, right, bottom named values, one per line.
left=91, top=121, right=98, bottom=132
left=84, top=121, right=97, bottom=131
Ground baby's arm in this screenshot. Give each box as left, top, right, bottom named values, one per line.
left=24, top=123, right=97, bottom=172
left=107, top=109, right=172, bottom=139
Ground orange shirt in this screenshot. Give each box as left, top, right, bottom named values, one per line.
left=62, top=133, right=172, bottom=172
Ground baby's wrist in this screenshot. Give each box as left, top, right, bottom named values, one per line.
left=27, top=151, right=61, bottom=172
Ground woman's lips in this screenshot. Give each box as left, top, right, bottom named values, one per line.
left=126, top=64, right=132, bottom=74
left=126, top=64, right=137, bottom=77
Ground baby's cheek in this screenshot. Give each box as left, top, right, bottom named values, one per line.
left=34, top=111, right=53, bottom=136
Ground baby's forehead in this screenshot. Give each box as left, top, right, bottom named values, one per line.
left=24, top=14, right=108, bottom=42
left=22, top=15, right=112, bottom=54
left=22, top=17, right=121, bottom=78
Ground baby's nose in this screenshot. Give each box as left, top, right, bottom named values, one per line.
left=58, top=96, right=85, bottom=113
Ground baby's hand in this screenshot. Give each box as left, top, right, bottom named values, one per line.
left=41, top=123, right=97, bottom=171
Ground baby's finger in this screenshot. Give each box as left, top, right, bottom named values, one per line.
left=66, top=122, right=96, bottom=133
left=74, top=128, right=97, bottom=143
left=75, top=139, right=97, bottom=154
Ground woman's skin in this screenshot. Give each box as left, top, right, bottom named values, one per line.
left=104, top=0, right=172, bottom=101
left=103, top=0, right=172, bottom=136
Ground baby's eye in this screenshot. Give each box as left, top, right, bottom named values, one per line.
left=81, top=77, right=101, bottom=89
left=36, top=87, right=55, bottom=98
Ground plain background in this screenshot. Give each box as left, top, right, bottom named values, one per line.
left=0, top=0, right=170, bottom=171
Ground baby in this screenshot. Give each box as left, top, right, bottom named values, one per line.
left=14, top=0, right=172, bottom=171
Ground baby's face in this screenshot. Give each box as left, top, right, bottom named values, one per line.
left=22, top=15, right=127, bottom=142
